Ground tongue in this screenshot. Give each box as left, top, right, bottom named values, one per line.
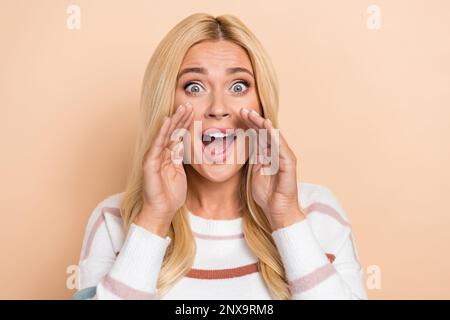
left=208, top=137, right=227, bottom=155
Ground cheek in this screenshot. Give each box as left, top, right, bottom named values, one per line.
left=173, top=89, right=185, bottom=108
left=247, top=101, right=262, bottom=114
left=238, top=92, right=262, bottom=115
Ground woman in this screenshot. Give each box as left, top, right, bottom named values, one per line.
left=75, top=13, right=367, bottom=300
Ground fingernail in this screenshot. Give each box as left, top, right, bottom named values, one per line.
left=185, top=101, right=192, bottom=108
left=177, top=104, right=184, bottom=112
left=250, top=110, right=258, bottom=115
left=242, top=107, right=249, bottom=113
left=267, top=119, right=272, bottom=126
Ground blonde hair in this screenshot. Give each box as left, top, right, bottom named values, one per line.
left=120, top=13, right=290, bottom=299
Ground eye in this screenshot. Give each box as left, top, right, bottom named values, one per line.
left=230, top=81, right=250, bottom=95
left=184, top=82, right=204, bottom=95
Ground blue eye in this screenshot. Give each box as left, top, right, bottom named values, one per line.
left=231, top=81, right=249, bottom=95
left=184, top=82, right=204, bottom=95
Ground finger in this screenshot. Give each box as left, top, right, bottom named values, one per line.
left=261, top=118, right=275, bottom=149
left=263, top=117, right=287, bottom=149
left=247, top=109, right=266, bottom=128
left=145, top=116, right=171, bottom=163
left=169, top=103, right=189, bottom=132
left=248, top=111, right=279, bottom=159
left=245, top=110, right=281, bottom=167
left=167, top=128, right=186, bottom=152
left=239, top=108, right=263, bottom=165
left=243, top=109, right=272, bottom=155
left=163, top=103, right=188, bottom=146
left=246, top=109, right=279, bottom=157
left=181, top=108, right=194, bottom=129
left=177, top=102, right=194, bottom=129
left=240, top=107, right=277, bottom=166
left=240, top=107, right=259, bottom=131
left=166, top=104, right=194, bottom=149
left=166, top=101, right=193, bottom=139
left=168, top=109, right=194, bottom=149
left=262, top=117, right=294, bottom=164
left=169, top=140, right=185, bottom=166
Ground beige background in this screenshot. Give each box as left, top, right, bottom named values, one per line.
left=1, top=0, right=449, bottom=299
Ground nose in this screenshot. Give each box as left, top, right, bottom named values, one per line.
left=205, top=94, right=230, bottom=120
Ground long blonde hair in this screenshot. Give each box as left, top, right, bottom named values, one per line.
left=120, top=13, right=290, bottom=299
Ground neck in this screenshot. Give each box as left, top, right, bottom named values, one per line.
left=184, top=165, right=244, bottom=220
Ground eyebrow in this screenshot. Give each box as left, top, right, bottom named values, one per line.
left=177, top=67, right=254, bottom=80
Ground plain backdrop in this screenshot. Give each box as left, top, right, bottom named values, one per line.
left=1, top=0, right=449, bottom=299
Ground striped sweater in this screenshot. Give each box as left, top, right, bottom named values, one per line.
left=74, top=182, right=368, bottom=300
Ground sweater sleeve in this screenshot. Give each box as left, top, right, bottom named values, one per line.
left=74, top=201, right=170, bottom=300
left=271, top=185, right=368, bottom=300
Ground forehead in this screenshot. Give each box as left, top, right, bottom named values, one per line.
left=181, top=40, right=253, bottom=71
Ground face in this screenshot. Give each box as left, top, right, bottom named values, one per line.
left=174, top=40, right=262, bottom=182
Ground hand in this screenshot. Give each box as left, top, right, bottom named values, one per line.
left=136, top=102, right=194, bottom=237
left=240, top=108, right=305, bottom=231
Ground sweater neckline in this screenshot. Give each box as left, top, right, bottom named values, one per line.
left=187, top=210, right=243, bottom=236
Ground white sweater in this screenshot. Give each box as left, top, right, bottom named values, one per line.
left=74, top=182, right=368, bottom=300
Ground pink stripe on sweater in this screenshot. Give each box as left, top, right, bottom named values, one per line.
left=186, top=262, right=259, bottom=279
left=101, top=274, right=156, bottom=300
left=192, top=231, right=244, bottom=240
left=303, top=202, right=351, bottom=227
left=289, top=264, right=337, bottom=294
left=81, top=207, right=121, bottom=260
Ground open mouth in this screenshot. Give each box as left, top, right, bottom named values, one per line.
left=201, top=128, right=237, bottom=162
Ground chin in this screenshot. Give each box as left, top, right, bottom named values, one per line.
left=190, top=163, right=245, bottom=183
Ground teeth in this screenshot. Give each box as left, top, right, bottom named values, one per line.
left=203, top=132, right=235, bottom=140
left=209, top=132, right=227, bottom=139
